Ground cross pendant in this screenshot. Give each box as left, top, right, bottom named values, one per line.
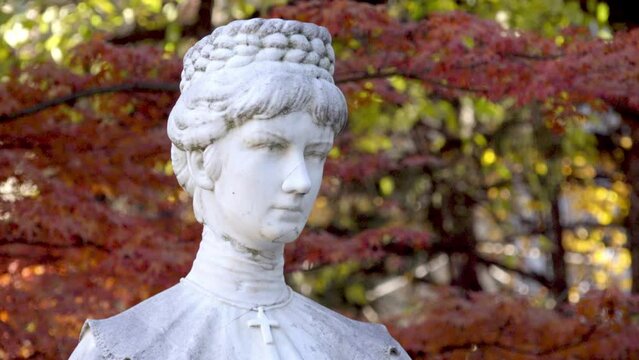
left=247, top=307, right=279, bottom=345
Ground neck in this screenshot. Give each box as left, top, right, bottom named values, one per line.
left=185, top=225, right=289, bottom=307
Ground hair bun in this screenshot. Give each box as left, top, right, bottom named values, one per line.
left=180, top=19, right=335, bottom=92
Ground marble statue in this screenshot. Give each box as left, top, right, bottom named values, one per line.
left=69, top=18, right=410, bottom=360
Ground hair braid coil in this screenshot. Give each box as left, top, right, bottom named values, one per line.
left=180, top=19, right=335, bottom=92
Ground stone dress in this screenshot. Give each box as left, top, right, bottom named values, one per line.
left=69, top=227, right=410, bottom=360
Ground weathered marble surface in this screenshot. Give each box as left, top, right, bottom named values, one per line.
left=70, top=18, right=410, bottom=360
left=70, top=261, right=407, bottom=359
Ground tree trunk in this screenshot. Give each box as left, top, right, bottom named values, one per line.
left=549, top=191, right=568, bottom=299
left=621, top=111, right=639, bottom=293
left=628, top=179, right=639, bottom=294
left=432, top=190, right=482, bottom=292
left=457, top=248, right=482, bottom=291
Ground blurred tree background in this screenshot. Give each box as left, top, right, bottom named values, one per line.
left=1, top=0, right=639, bottom=358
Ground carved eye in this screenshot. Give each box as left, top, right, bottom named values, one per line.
left=266, top=142, right=287, bottom=151
left=305, top=151, right=328, bottom=160
left=247, top=140, right=287, bottom=152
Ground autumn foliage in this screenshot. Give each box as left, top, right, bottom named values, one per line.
left=272, top=1, right=639, bottom=115
left=393, top=288, right=639, bottom=359
left=1, top=1, right=639, bottom=359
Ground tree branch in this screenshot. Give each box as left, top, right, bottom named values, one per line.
left=506, top=52, right=564, bottom=61
left=476, top=253, right=553, bottom=288
left=110, top=28, right=170, bottom=44
left=434, top=321, right=598, bottom=357
left=0, top=238, right=110, bottom=252
left=0, top=82, right=179, bottom=124
left=1, top=68, right=486, bottom=124
left=336, top=69, right=489, bottom=93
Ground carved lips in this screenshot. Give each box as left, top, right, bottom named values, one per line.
left=271, top=204, right=304, bottom=221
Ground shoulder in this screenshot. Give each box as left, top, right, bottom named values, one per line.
left=80, top=282, right=220, bottom=360
left=288, top=292, right=411, bottom=359
left=69, top=327, right=103, bottom=360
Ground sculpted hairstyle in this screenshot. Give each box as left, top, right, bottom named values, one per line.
left=166, top=19, right=348, bottom=205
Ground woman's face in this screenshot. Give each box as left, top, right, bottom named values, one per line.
left=200, top=111, right=334, bottom=251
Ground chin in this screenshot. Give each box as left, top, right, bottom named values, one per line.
left=261, top=223, right=303, bottom=245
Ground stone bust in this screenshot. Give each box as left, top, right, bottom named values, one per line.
left=70, top=18, right=409, bottom=360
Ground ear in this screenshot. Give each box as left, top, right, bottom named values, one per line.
left=186, top=150, right=215, bottom=191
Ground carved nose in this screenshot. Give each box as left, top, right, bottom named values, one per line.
left=281, top=162, right=312, bottom=195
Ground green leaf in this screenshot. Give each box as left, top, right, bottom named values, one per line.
left=596, top=2, right=609, bottom=23
left=379, top=176, right=395, bottom=196
left=141, top=0, right=162, bottom=13
left=388, top=75, right=407, bottom=93
left=345, top=283, right=367, bottom=305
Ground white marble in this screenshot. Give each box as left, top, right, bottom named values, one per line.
left=70, top=18, right=409, bottom=360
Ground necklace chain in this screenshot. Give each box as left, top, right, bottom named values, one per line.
left=180, top=277, right=293, bottom=311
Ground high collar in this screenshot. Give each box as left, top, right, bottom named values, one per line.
left=185, top=225, right=289, bottom=308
